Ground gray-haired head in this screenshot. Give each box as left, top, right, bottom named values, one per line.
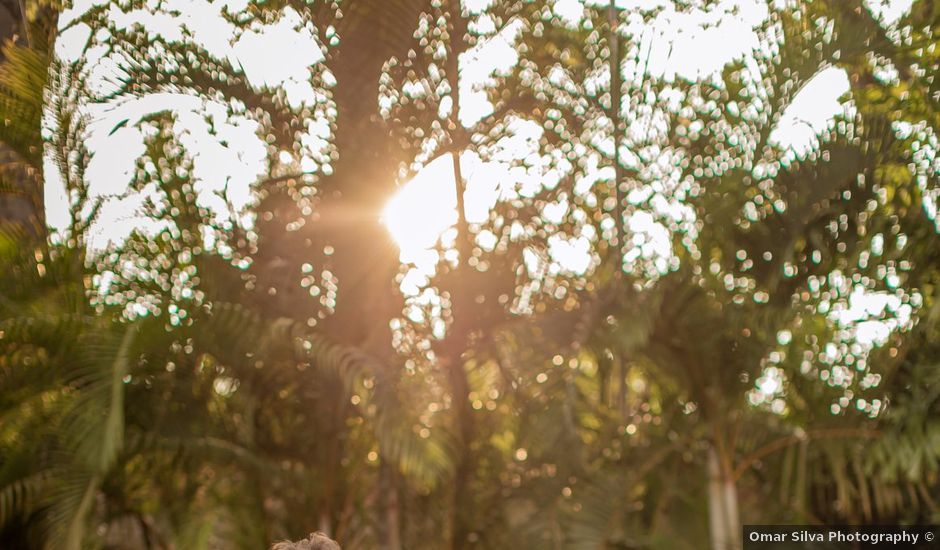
left=270, top=532, right=341, bottom=550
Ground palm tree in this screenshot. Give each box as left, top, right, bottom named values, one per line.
left=449, top=0, right=940, bottom=548
left=4, top=0, right=938, bottom=548
left=3, top=2, right=457, bottom=547
left=0, top=0, right=54, bottom=242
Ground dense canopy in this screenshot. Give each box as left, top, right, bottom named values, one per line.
left=0, top=0, right=938, bottom=549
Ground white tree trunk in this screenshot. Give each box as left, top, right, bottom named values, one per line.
left=708, top=446, right=741, bottom=550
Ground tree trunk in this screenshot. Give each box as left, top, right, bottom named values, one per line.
left=250, top=0, right=424, bottom=353
left=377, top=460, right=402, bottom=550
left=441, top=3, right=476, bottom=548
left=707, top=446, right=741, bottom=550
left=608, top=0, right=625, bottom=253
left=318, top=512, right=332, bottom=537
left=445, top=145, right=475, bottom=550
left=0, top=0, right=46, bottom=243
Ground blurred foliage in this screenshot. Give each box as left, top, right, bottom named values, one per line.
left=1, top=0, right=939, bottom=549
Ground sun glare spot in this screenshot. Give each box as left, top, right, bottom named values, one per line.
left=382, top=155, right=456, bottom=264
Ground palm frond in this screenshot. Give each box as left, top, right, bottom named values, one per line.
left=0, top=471, right=53, bottom=530
left=0, top=40, right=48, bottom=168
left=202, top=302, right=455, bottom=487
left=10, top=325, right=138, bottom=550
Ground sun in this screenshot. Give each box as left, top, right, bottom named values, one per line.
left=381, top=155, right=457, bottom=262
left=381, top=149, right=599, bottom=276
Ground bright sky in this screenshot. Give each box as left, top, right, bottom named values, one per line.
left=46, top=1, right=333, bottom=249
left=46, top=0, right=919, bottom=387
left=47, top=0, right=915, bottom=249
left=385, top=0, right=858, bottom=276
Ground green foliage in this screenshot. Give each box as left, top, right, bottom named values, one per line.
left=1, top=0, right=939, bottom=549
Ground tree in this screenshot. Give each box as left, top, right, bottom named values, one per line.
left=2, top=0, right=939, bottom=549
left=405, top=0, right=940, bottom=547
left=0, top=0, right=52, bottom=242
left=18, top=0, right=457, bottom=546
